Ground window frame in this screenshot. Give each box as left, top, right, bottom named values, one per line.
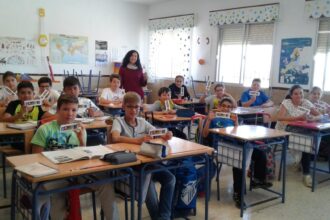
left=215, top=22, right=276, bottom=88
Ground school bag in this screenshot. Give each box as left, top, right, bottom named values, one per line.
left=172, top=159, right=198, bottom=218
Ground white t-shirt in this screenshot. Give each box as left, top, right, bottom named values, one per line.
left=100, top=88, right=125, bottom=102
left=0, top=87, right=17, bottom=104
left=36, top=89, right=60, bottom=103
left=275, top=98, right=314, bottom=130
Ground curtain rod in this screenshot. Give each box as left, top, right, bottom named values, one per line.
left=209, top=3, right=279, bottom=13
left=149, top=13, right=194, bottom=21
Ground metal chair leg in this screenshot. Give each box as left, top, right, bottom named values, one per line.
left=125, top=195, right=128, bottom=220
left=2, top=153, right=7, bottom=198
left=92, top=191, right=97, bottom=220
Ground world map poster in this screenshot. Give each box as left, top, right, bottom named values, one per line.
left=49, top=34, right=88, bottom=64
left=279, top=38, right=312, bottom=85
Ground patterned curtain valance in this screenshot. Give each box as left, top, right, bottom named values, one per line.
left=305, top=0, right=330, bottom=18
left=209, top=4, right=279, bottom=26
left=149, top=14, right=194, bottom=30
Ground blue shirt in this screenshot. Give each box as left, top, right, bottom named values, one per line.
left=205, top=117, right=235, bottom=147
left=240, top=89, right=269, bottom=107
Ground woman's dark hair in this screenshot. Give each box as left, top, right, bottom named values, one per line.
left=158, top=87, right=170, bottom=96
left=121, top=50, right=142, bottom=70
left=57, top=94, right=79, bottom=110
left=286, top=84, right=302, bottom=99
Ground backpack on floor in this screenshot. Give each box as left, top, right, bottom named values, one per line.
left=172, top=159, right=198, bottom=218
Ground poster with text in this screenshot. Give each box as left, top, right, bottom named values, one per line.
left=95, top=40, right=108, bottom=66
left=279, top=38, right=312, bottom=85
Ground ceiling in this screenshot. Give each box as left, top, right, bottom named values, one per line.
left=122, top=0, right=171, bottom=5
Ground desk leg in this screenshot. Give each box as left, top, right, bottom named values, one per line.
left=138, top=168, right=145, bottom=220
left=24, top=130, right=34, bottom=154
left=240, top=143, right=247, bottom=217
left=204, top=154, right=210, bottom=220
left=32, top=184, right=41, bottom=220
left=281, top=136, right=288, bottom=203
left=311, top=134, right=319, bottom=192
left=11, top=171, right=17, bottom=220
left=129, top=169, right=135, bottom=220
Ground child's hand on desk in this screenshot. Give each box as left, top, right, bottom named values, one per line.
left=139, top=135, right=153, bottom=144
left=168, top=110, right=176, bottom=115
left=161, top=131, right=173, bottom=141
left=296, top=114, right=307, bottom=121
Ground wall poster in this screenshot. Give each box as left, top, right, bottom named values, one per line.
left=279, top=38, right=313, bottom=85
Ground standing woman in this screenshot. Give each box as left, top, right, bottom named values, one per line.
left=119, top=50, right=147, bottom=99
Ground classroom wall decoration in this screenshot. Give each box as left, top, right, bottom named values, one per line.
left=95, top=40, right=108, bottom=66
left=49, top=34, right=88, bottom=64
left=0, top=37, right=38, bottom=65
left=278, top=38, right=313, bottom=86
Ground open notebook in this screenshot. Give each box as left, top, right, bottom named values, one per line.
left=42, top=145, right=114, bottom=164
left=7, top=121, right=38, bottom=130
left=15, top=162, right=58, bottom=177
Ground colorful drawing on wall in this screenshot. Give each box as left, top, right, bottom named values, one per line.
left=95, top=40, right=108, bottom=66
left=279, top=38, right=312, bottom=85
left=0, top=37, right=38, bottom=65
left=49, top=34, right=88, bottom=64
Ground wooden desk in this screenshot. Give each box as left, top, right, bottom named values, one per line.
left=83, top=119, right=112, bottom=130
left=147, top=113, right=193, bottom=139
left=286, top=121, right=330, bottom=192
left=98, top=102, right=122, bottom=109
left=109, top=137, right=213, bottom=220
left=230, top=107, right=264, bottom=115
left=210, top=125, right=290, bottom=217
left=0, top=123, right=35, bottom=154
left=7, top=153, right=139, bottom=220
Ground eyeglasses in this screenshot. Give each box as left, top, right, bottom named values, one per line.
left=125, top=105, right=140, bottom=109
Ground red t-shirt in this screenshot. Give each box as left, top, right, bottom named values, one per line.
left=119, top=66, right=147, bottom=98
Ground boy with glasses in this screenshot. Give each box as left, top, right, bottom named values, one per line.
left=111, top=92, right=175, bottom=220
left=200, top=83, right=236, bottom=113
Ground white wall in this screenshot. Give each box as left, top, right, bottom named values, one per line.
left=0, top=0, right=149, bottom=76
left=148, top=0, right=319, bottom=88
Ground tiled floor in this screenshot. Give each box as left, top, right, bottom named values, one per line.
left=1, top=157, right=330, bottom=220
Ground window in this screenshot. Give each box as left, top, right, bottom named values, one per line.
left=149, top=27, right=192, bottom=78
left=148, top=15, right=193, bottom=80
left=216, top=23, right=274, bottom=88
left=313, top=19, right=330, bottom=91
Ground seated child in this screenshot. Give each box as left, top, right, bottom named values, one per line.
left=99, top=74, right=125, bottom=105
left=36, top=76, right=60, bottom=109
left=31, top=94, right=118, bottom=220
left=309, top=86, right=330, bottom=160
left=1, top=81, right=53, bottom=122
left=148, top=87, right=187, bottom=139
left=0, top=71, right=18, bottom=107
left=111, top=92, right=175, bottom=220
left=60, top=76, right=105, bottom=145
left=200, top=83, right=236, bottom=113
left=202, top=97, right=252, bottom=208
left=276, top=85, right=320, bottom=187
left=168, top=75, right=190, bottom=100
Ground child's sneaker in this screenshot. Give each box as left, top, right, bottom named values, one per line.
left=303, top=174, right=312, bottom=188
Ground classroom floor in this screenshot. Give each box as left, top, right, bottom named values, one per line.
left=1, top=155, right=330, bottom=220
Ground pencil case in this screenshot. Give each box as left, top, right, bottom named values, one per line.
left=103, top=151, right=137, bottom=165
